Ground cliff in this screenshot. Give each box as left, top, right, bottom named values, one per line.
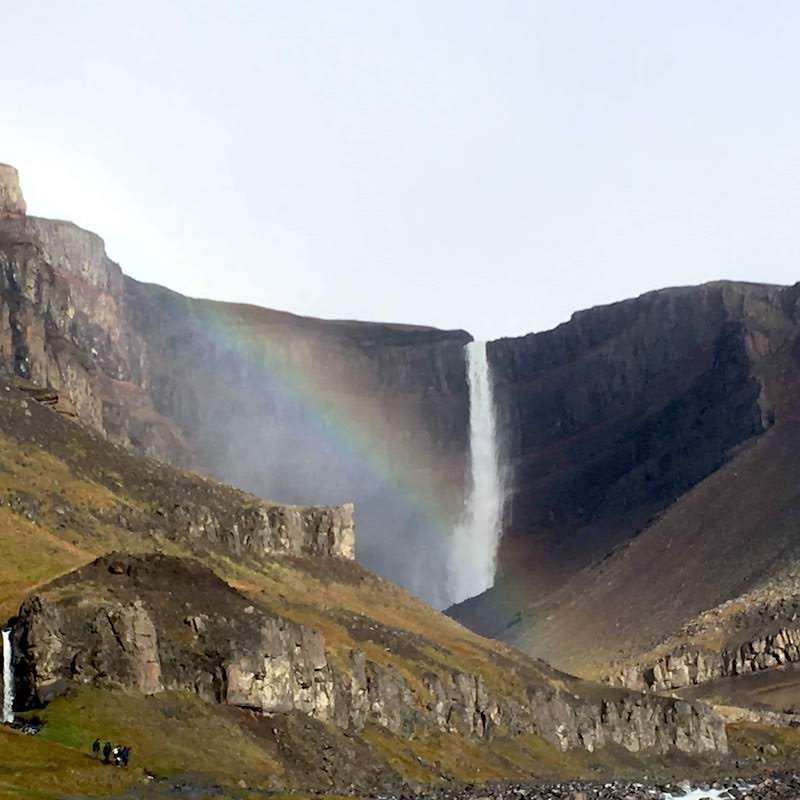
left=452, top=280, right=800, bottom=686
left=7, top=552, right=727, bottom=758
left=0, top=167, right=470, bottom=606
left=489, top=281, right=782, bottom=591
left=0, top=376, right=733, bottom=790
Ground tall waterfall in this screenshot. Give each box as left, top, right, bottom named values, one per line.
left=2, top=627, right=13, bottom=724
left=447, top=341, right=505, bottom=604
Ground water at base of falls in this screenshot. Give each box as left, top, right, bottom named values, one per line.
left=2, top=627, right=14, bottom=724
left=447, top=341, right=505, bottom=605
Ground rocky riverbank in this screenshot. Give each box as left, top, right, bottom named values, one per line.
left=396, top=775, right=798, bottom=800
left=82, top=774, right=800, bottom=800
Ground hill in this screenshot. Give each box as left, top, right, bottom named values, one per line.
left=0, top=371, right=738, bottom=796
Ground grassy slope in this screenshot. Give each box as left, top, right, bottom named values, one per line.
left=0, top=724, right=135, bottom=800
left=0, top=382, right=576, bottom=794
left=1, top=379, right=777, bottom=796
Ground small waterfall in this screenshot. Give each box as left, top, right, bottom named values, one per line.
left=2, top=627, right=13, bottom=724
left=447, top=341, right=505, bottom=604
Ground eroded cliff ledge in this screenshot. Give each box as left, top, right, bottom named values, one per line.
left=8, top=553, right=728, bottom=757
left=0, top=164, right=26, bottom=217
left=0, top=166, right=469, bottom=604
left=607, top=586, right=800, bottom=695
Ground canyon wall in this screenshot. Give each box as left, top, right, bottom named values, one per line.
left=451, top=281, right=800, bottom=683
left=8, top=553, right=727, bottom=756
left=0, top=167, right=470, bottom=606
left=488, top=282, right=784, bottom=588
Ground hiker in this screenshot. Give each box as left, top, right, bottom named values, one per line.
left=111, top=745, right=121, bottom=766
left=121, top=745, right=131, bottom=767
left=92, top=737, right=100, bottom=757
left=102, top=741, right=112, bottom=764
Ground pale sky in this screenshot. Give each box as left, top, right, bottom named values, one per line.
left=3, top=1, right=799, bottom=340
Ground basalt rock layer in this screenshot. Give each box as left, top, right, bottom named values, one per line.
left=8, top=553, right=727, bottom=757
left=0, top=164, right=26, bottom=217
left=452, top=281, right=800, bottom=683
left=606, top=584, right=800, bottom=696
left=488, top=281, right=782, bottom=596
left=0, top=170, right=469, bottom=605
left=609, top=630, right=800, bottom=695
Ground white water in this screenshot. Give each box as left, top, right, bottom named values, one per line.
left=662, top=789, right=740, bottom=800
left=447, top=341, right=505, bottom=604
left=2, top=627, right=13, bottom=724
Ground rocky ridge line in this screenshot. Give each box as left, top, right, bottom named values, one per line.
left=606, top=586, right=800, bottom=694
left=9, top=553, right=727, bottom=757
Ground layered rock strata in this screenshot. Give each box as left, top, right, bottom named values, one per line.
left=487, top=281, right=783, bottom=590
left=9, top=554, right=727, bottom=756
left=0, top=168, right=469, bottom=603
left=609, top=629, right=800, bottom=694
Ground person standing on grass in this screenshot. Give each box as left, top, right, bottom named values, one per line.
left=102, top=741, right=112, bottom=764
left=92, top=737, right=100, bottom=757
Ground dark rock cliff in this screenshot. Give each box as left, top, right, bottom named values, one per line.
left=8, top=553, right=728, bottom=757
left=489, top=282, right=780, bottom=587
left=453, top=281, right=800, bottom=685
left=0, top=168, right=470, bottom=606
left=451, top=282, right=795, bottom=638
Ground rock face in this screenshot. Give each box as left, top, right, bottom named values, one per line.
left=0, top=168, right=469, bottom=605
left=488, top=282, right=780, bottom=592
left=0, top=165, right=26, bottom=217
left=607, top=588, right=800, bottom=693
left=8, top=553, right=727, bottom=756
left=157, top=499, right=355, bottom=559
left=452, top=281, right=800, bottom=677
left=608, top=626, right=800, bottom=694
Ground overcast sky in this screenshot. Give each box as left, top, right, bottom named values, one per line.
left=3, top=2, right=799, bottom=339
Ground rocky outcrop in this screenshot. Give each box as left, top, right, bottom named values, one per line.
left=525, top=686, right=725, bottom=755
left=609, top=628, right=800, bottom=694
left=0, top=168, right=470, bottom=605
left=0, top=373, right=355, bottom=563
left=8, top=553, right=727, bottom=756
left=0, top=165, right=26, bottom=217
left=157, top=500, right=355, bottom=559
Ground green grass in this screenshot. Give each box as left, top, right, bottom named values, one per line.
left=0, top=724, right=137, bottom=799
left=22, top=687, right=285, bottom=788
left=728, top=722, right=800, bottom=766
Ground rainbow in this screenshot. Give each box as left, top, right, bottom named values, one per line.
left=178, top=296, right=471, bottom=605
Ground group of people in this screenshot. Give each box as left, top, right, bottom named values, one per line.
left=92, top=737, right=132, bottom=767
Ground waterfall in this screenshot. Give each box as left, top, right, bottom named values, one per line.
left=2, top=627, right=13, bottom=724
left=447, top=341, right=505, bottom=604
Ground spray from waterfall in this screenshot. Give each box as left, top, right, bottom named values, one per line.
left=447, top=341, right=505, bottom=604
left=2, top=627, right=13, bottom=724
